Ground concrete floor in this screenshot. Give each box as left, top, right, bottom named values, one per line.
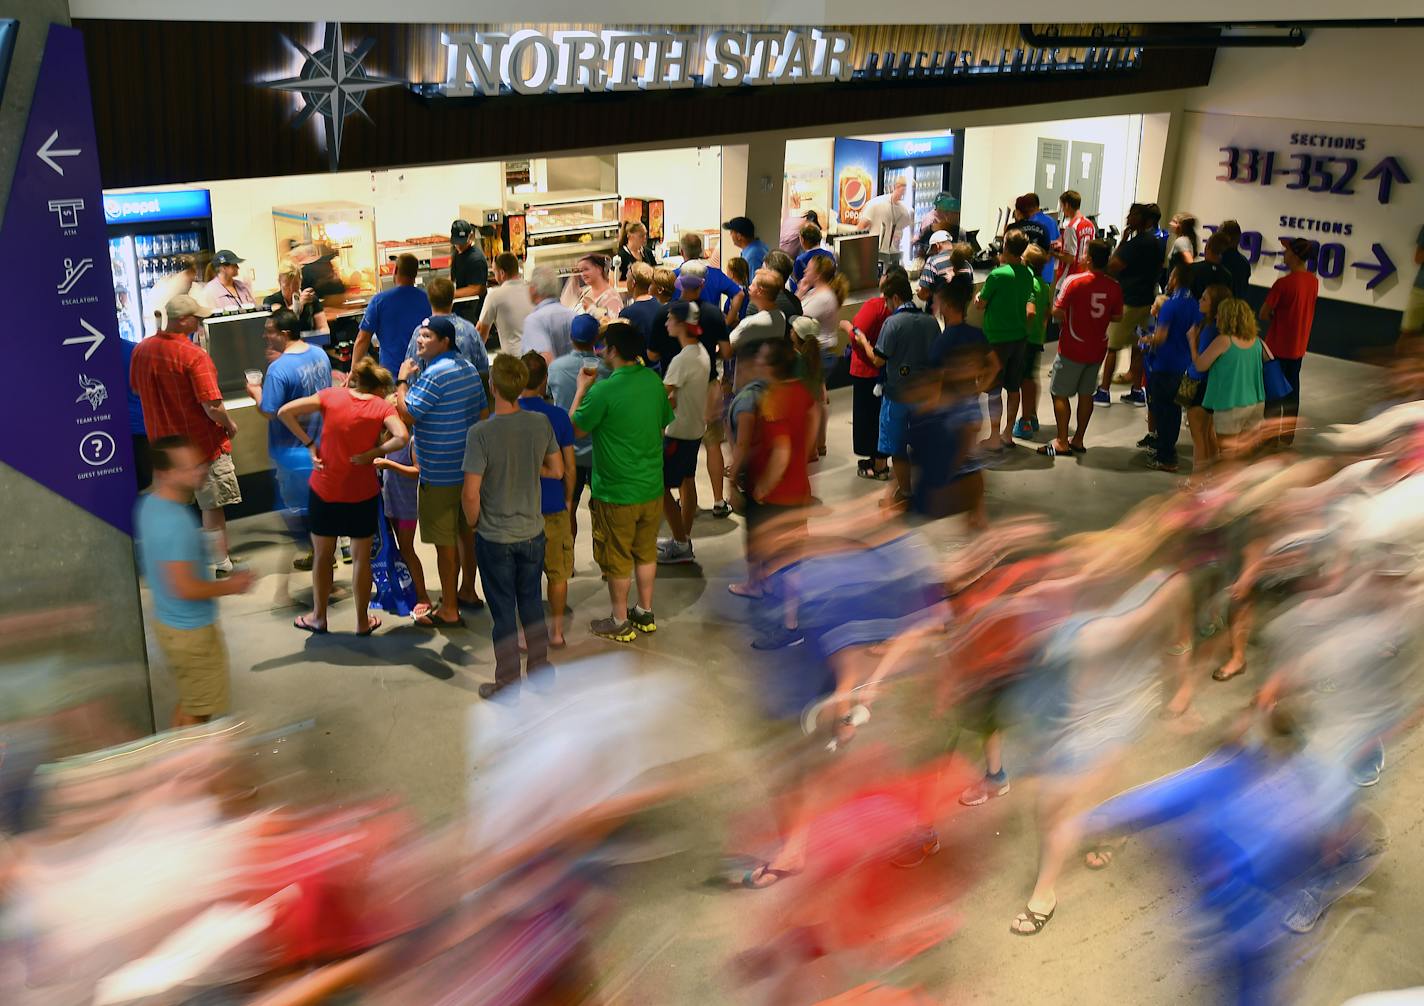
left=144, top=353, right=1424, bottom=1004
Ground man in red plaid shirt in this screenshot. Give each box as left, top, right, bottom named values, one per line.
left=131, top=294, right=242, bottom=575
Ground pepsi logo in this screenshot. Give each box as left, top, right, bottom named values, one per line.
left=843, top=178, right=868, bottom=211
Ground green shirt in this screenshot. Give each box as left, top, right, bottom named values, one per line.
left=1027, top=276, right=1052, bottom=346
left=573, top=362, right=675, bottom=505
left=980, top=262, right=1034, bottom=344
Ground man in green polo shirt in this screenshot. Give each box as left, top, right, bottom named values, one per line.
left=571, top=321, right=675, bottom=642
left=975, top=230, right=1036, bottom=451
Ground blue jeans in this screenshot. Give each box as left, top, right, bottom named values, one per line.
left=475, top=533, right=548, bottom=687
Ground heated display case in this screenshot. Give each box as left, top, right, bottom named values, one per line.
left=516, top=191, right=621, bottom=276
left=272, top=202, right=378, bottom=300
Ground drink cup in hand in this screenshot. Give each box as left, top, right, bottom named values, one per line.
left=245, top=369, right=262, bottom=386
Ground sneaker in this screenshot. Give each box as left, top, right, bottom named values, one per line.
left=292, top=551, right=314, bottom=572
left=629, top=605, right=657, bottom=634
left=1092, top=388, right=1112, bottom=406
left=1147, top=457, right=1179, bottom=472
left=752, top=625, right=804, bottom=650
left=1121, top=388, right=1147, bottom=407
left=959, top=773, right=1011, bottom=807
left=1011, top=418, right=1034, bottom=439
left=712, top=500, right=733, bottom=518
left=1136, top=434, right=1158, bottom=450
left=478, top=681, right=517, bottom=700
left=1030, top=417, right=1041, bottom=432
left=213, top=557, right=234, bottom=579
left=590, top=617, right=637, bottom=642
left=657, top=539, right=695, bottom=565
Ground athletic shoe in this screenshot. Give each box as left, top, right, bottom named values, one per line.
left=1136, top=434, right=1158, bottom=450
left=752, top=625, right=804, bottom=650
left=590, top=617, right=637, bottom=642
left=1121, top=388, right=1147, bottom=407
left=292, top=551, right=314, bottom=572
left=213, top=557, right=234, bottom=579
left=628, top=606, right=658, bottom=634
left=1011, top=418, right=1034, bottom=439
left=1030, top=417, right=1041, bottom=432
left=1147, top=457, right=1179, bottom=473
left=1092, top=388, right=1112, bottom=406
left=657, top=539, right=695, bottom=565
left=959, top=774, right=1011, bottom=806
left=712, top=500, right=733, bottom=518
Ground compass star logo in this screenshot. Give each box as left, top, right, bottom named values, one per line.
left=265, top=23, right=403, bottom=171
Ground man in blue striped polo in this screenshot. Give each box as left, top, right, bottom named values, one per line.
left=397, top=316, right=488, bottom=627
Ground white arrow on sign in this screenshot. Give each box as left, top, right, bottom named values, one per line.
left=63, top=318, right=106, bottom=360
left=36, top=130, right=81, bottom=176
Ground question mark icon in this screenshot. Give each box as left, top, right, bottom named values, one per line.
left=89, top=436, right=103, bottom=458
left=78, top=431, right=115, bottom=467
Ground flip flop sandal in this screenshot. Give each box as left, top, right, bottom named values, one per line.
left=1085, top=843, right=1121, bottom=870
left=1036, top=443, right=1070, bottom=458
left=1010, top=904, right=1055, bottom=936
left=357, top=616, right=383, bottom=637
left=293, top=615, right=327, bottom=635
left=1213, top=663, right=1247, bottom=682
left=457, top=596, right=486, bottom=611
left=1071, top=445, right=1087, bottom=454
left=414, top=612, right=466, bottom=628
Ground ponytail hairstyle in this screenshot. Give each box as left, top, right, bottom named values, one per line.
left=618, top=219, right=647, bottom=249
left=807, top=252, right=850, bottom=305
left=350, top=356, right=394, bottom=394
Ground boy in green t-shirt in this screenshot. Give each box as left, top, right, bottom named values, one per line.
left=974, top=230, right=1035, bottom=451
left=1010, top=244, right=1055, bottom=440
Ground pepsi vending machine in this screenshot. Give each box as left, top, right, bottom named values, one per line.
left=102, top=188, right=214, bottom=341
left=878, top=132, right=964, bottom=226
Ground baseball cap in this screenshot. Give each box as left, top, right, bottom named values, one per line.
left=928, top=229, right=952, bottom=249
left=450, top=218, right=474, bottom=241
left=722, top=216, right=756, bottom=239
left=669, top=299, right=702, bottom=332
left=934, top=193, right=960, bottom=213
left=163, top=293, right=212, bottom=324
left=1281, top=237, right=1315, bottom=261
left=422, top=316, right=458, bottom=344
left=675, top=273, right=704, bottom=295
left=212, top=249, right=244, bottom=266
left=790, top=315, right=821, bottom=343
left=570, top=313, right=600, bottom=346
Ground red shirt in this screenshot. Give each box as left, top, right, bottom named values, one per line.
left=848, top=297, right=891, bottom=379
left=1059, top=214, right=1096, bottom=281
left=129, top=330, right=229, bottom=461
left=1054, top=271, right=1123, bottom=364
left=1263, top=269, right=1318, bottom=359
left=309, top=387, right=397, bottom=503
left=752, top=380, right=814, bottom=506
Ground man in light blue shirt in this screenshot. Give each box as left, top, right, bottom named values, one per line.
left=397, top=316, right=487, bottom=626
left=524, top=266, right=575, bottom=362
left=135, top=436, right=253, bottom=726
left=547, top=313, right=610, bottom=545
left=403, top=276, right=489, bottom=377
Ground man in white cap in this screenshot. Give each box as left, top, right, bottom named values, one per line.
left=130, top=294, right=243, bottom=575
left=916, top=229, right=956, bottom=301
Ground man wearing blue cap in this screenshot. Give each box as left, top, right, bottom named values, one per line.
left=546, top=313, right=609, bottom=545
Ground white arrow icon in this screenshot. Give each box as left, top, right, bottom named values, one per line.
left=36, top=130, right=81, bottom=176
left=63, top=318, right=106, bottom=360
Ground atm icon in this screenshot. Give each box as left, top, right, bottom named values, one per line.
left=48, top=197, right=84, bottom=228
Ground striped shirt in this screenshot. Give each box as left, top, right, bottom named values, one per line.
left=403, top=351, right=485, bottom=486
left=404, top=312, right=489, bottom=375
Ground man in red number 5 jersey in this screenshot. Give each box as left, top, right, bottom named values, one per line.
left=1053, top=189, right=1096, bottom=289
left=1039, top=240, right=1123, bottom=458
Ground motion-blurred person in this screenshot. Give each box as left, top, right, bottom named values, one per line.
left=1190, top=298, right=1268, bottom=460
left=263, top=259, right=328, bottom=333
left=1010, top=245, right=1054, bottom=440
left=1140, top=261, right=1200, bottom=473
left=856, top=270, right=937, bottom=506
left=732, top=269, right=791, bottom=346
left=397, top=316, right=488, bottom=627
left=355, top=253, right=431, bottom=377
left=136, top=436, right=255, bottom=726
left=524, top=265, right=575, bottom=364
left=403, top=276, right=489, bottom=378
left=476, top=253, right=532, bottom=357
left=1041, top=240, right=1122, bottom=458
left=793, top=222, right=835, bottom=292
left=463, top=355, right=564, bottom=697
left=904, top=362, right=986, bottom=528
left=1260, top=237, right=1318, bottom=447
left=659, top=301, right=712, bottom=565
left=547, top=314, right=609, bottom=546
left=840, top=269, right=898, bottom=480
left=280, top=357, right=407, bottom=635
left=131, top=294, right=241, bottom=575
left=724, top=215, right=769, bottom=275
left=764, top=249, right=804, bottom=319
left=517, top=352, right=577, bottom=649
left=247, top=309, right=333, bottom=572
left=449, top=217, right=488, bottom=326
left=570, top=322, right=675, bottom=642
left=727, top=338, right=772, bottom=598
left=1097, top=202, right=1164, bottom=407
left=975, top=230, right=1035, bottom=452
left=1181, top=284, right=1232, bottom=484
left=790, top=315, right=829, bottom=461
left=203, top=249, right=255, bottom=310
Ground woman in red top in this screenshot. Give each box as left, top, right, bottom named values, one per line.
left=279, top=357, right=407, bottom=635
left=838, top=269, right=900, bottom=481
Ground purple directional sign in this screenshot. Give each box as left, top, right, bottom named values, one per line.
left=0, top=25, right=134, bottom=533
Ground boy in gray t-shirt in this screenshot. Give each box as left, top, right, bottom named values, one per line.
left=462, top=356, right=563, bottom=697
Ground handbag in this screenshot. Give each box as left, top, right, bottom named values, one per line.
left=1174, top=373, right=1201, bottom=408
left=1263, top=357, right=1293, bottom=401
left=370, top=498, right=419, bottom=616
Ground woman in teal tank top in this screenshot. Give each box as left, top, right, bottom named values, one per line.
left=1189, top=298, right=1266, bottom=454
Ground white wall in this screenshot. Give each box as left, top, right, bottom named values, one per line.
left=616, top=147, right=722, bottom=250
left=961, top=114, right=1144, bottom=238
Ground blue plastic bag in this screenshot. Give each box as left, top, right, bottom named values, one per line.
left=370, top=498, right=418, bottom=616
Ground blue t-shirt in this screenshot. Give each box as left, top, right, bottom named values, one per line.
left=675, top=262, right=740, bottom=311
left=135, top=493, right=215, bottom=629
left=404, top=312, right=488, bottom=375
left=120, top=337, right=146, bottom=436
left=740, top=238, right=769, bottom=276
left=260, top=345, right=332, bottom=452
left=930, top=322, right=987, bottom=366
left=361, top=284, right=432, bottom=375
left=1152, top=290, right=1202, bottom=375
left=548, top=349, right=610, bottom=465
left=1186, top=322, right=1218, bottom=381
left=1029, top=211, right=1061, bottom=282
left=518, top=396, right=576, bottom=514
left=792, top=247, right=834, bottom=287
left=618, top=297, right=662, bottom=359
left=403, top=352, right=485, bottom=486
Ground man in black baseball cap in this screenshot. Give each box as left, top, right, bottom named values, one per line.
left=450, top=218, right=488, bottom=327
left=204, top=249, right=254, bottom=310
left=723, top=215, right=768, bottom=275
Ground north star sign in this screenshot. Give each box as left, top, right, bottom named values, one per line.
left=438, top=29, right=857, bottom=95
